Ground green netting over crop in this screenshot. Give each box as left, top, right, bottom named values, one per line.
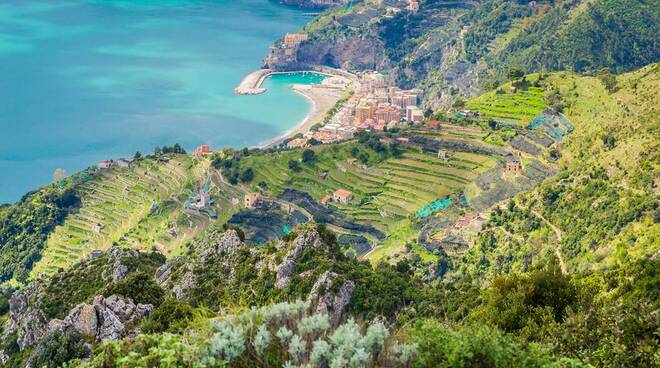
left=417, top=197, right=452, bottom=218
left=527, top=110, right=574, bottom=141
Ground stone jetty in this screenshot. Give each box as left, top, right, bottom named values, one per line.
left=234, top=68, right=272, bottom=95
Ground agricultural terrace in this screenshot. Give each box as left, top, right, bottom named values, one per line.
left=466, top=74, right=547, bottom=126
left=241, top=142, right=497, bottom=246
left=30, top=155, right=206, bottom=278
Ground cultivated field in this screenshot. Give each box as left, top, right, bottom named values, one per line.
left=466, top=74, right=547, bottom=125
left=242, top=141, right=498, bottom=260
left=30, top=156, right=207, bottom=278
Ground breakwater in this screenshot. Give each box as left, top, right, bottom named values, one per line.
left=234, top=68, right=272, bottom=95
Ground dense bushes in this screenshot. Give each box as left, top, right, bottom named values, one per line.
left=28, top=328, right=86, bottom=368
left=407, top=319, right=588, bottom=368
left=140, top=297, right=194, bottom=334
left=477, top=262, right=576, bottom=333
left=212, top=150, right=255, bottom=184
left=77, top=301, right=417, bottom=368
left=102, top=272, right=165, bottom=306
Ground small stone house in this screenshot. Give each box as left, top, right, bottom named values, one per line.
left=333, top=189, right=353, bottom=204
left=503, top=155, right=523, bottom=176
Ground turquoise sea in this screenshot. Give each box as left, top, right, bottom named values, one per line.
left=0, top=0, right=322, bottom=203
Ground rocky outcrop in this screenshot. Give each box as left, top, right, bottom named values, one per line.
left=275, top=230, right=322, bottom=289
left=156, top=230, right=245, bottom=299
left=49, top=295, right=153, bottom=342
left=264, top=36, right=388, bottom=72
left=199, top=229, right=244, bottom=264
left=3, top=282, right=48, bottom=350
left=307, top=271, right=355, bottom=322
left=1, top=246, right=152, bottom=355
left=108, top=246, right=140, bottom=282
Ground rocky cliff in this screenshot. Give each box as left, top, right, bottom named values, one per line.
left=265, top=35, right=389, bottom=71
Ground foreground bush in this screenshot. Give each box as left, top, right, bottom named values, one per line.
left=73, top=300, right=417, bottom=368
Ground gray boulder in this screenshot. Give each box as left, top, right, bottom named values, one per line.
left=199, top=230, right=244, bottom=264
left=50, top=295, right=153, bottom=342
left=108, top=246, right=139, bottom=282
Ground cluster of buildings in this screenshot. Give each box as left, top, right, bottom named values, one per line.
left=320, top=188, right=353, bottom=206
left=287, top=71, right=423, bottom=148
left=335, top=71, right=423, bottom=129
left=96, top=157, right=132, bottom=170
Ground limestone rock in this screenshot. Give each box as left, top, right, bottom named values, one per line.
left=108, top=246, right=138, bottom=282
left=275, top=230, right=322, bottom=289
left=307, top=271, right=355, bottom=322
left=3, top=282, right=48, bottom=350
left=199, top=230, right=244, bottom=264
left=52, top=295, right=153, bottom=342
left=112, top=263, right=129, bottom=282
left=63, top=303, right=98, bottom=337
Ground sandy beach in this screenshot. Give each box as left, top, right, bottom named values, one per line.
left=259, top=83, right=344, bottom=148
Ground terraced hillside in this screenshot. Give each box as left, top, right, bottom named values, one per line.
left=240, top=126, right=503, bottom=261
left=465, top=74, right=548, bottom=126
left=30, top=156, right=208, bottom=278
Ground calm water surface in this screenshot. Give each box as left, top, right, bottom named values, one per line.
left=0, top=0, right=320, bottom=203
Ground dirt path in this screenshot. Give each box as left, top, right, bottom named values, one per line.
left=517, top=199, right=567, bottom=274
left=530, top=208, right=567, bottom=274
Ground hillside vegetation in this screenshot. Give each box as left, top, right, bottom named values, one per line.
left=0, top=54, right=657, bottom=368
left=277, top=0, right=659, bottom=108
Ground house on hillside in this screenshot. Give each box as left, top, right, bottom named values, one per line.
left=116, top=158, right=132, bottom=168
left=93, top=223, right=103, bottom=234
left=97, top=160, right=113, bottom=169
left=503, top=155, right=523, bottom=176
left=193, top=145, right=212, bottom=157
left=438, top=150, right=449, bottom=160
left=333, top=189, right=353, bottom=204
left=320, top=195, right=332, bottom=206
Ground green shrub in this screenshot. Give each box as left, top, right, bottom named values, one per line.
left=29, top=328, right=86, bottom=368
left=102, top=272, right=164, bottom=306
left=140, top=297, right=194, bottom=334
left=407, top=319, right=587, bottom=368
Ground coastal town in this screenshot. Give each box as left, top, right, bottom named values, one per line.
left=285, top=69, right=423, bottom=148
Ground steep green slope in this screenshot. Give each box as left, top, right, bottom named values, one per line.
left=0, top=187, right=80, bottom=284
left=448, top=64, right=659, bottom=368
left=274, top=0, right=659, bottom=107
left=459, top=64, right=659, bottom=279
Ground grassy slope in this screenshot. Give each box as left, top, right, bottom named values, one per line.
left=465, top=74, right=547, bottom=125
left=542, top=64, right=659, bottom=271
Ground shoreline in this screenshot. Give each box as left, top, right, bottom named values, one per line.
left=238, top=67, right=355, bottom=148
left=258, top=85, right=320, bottom=148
